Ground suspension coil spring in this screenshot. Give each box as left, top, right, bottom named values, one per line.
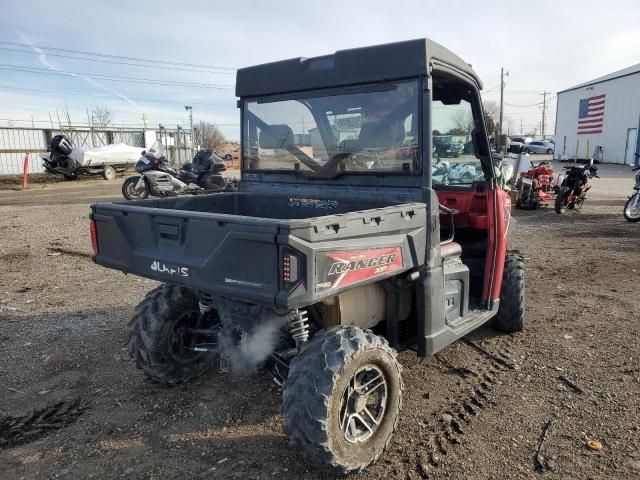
left=199, top=293, right=215, bottom=315
left=289, top=308, right=310, bottom=346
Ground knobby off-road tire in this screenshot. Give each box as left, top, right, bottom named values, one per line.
left=128, top=285, right=214, bottom=384
left=493, top=253, right=525, bottom=332
left=282, top=326, right=403, bottom=475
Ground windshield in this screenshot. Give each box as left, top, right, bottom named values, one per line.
left=242, top=80, right=419, bottom=178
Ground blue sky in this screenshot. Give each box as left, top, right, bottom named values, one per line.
left=1, top=0, right=639, bottom=140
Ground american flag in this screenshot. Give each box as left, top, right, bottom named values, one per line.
left=577, top=94, right=605, bottom=135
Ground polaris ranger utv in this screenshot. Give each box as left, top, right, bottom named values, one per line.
left=90, top=38, right=524, bottom=474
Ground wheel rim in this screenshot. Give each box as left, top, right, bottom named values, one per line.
left=339, top=365, right=388, bottom=444
left=125, top=180, right=145, bottom=199
left=625, top=194, right=640, bottom=218
left=167, top=311, right=204, bottom=364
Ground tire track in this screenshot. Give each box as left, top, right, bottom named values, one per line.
left=416, top=337, right=517, bottom=477
left=0, top=398, right=90, bottom=448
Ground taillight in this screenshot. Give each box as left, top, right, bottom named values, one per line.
left=281, top=252, right=300, bottom=285
left=90, top=219, right=98, bottom=255
left=282, top=254, right=292, bottom=283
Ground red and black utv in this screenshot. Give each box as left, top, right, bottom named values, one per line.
left=90, top=38, right=524, bottom=474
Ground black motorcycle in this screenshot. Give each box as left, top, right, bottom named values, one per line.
left=555, top=160, right=599, bottom=214
left=624, top=166, right=640, bottom=222
left=121, top=149, right=233, bottom=200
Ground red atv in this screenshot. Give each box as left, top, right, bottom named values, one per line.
left=516, top=161, right=554, bottom=210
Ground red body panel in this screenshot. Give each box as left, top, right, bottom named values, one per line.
left=482, top=189, right=510, bottom=302
left=436, top=183, right=489, bottom=229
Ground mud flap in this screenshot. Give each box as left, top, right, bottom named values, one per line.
left=416, top=265, right=446, bottom=357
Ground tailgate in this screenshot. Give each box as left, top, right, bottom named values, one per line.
left=91, top=203, right=280, bottom=304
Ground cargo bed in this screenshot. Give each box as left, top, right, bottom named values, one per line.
left=91, top=192, right=427, bottom=307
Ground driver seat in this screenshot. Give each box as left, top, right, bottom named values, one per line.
left=357, top=117, right=405, bottom=150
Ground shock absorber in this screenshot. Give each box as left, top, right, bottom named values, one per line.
left=199, top=292, right=215, bottom=315
left=288, top=308, right=310, bottom=347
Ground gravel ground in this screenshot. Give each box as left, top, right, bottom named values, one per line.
left=0, top=164, right=639, bottom=480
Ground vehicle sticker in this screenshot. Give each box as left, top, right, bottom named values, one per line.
left=289, top=198, right=339, bottom=209
left=316, top=247, right=403, bottom=291
left=150, top=260, right=189, bottom=277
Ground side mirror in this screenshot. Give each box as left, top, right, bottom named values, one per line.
left=259, top=124, right=294, bottom=149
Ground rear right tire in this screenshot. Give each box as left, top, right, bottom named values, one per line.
left=282, top=326, right=403, bottom=475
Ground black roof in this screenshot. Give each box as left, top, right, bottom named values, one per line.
left=235, top=38, right=482, bottom=98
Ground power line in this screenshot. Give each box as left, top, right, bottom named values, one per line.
left=0, top=46, right=235, bottom=74
left=0, top=63, right=234, bottom=88
left=0, top=40, right=237, bottom=71
left=0, top=117, right=240, bottom=127
left=505, top=95, right=556, bottom=108
left=0, top=84, right=236, bottom=107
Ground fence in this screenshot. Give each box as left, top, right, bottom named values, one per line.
left=0, top=126, right=193, bottom=175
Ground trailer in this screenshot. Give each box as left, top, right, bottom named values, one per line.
left=42, top=142, right=142, bottom=180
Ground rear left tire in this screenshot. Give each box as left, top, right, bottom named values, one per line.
left=128, top=285, right=218, bottom=385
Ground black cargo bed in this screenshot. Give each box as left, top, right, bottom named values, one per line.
left=91, top=193, right=427, bottom=307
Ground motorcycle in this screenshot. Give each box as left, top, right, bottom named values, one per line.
left=554, top=160, right=599, bottom=214
left=515, top=161, right=554, bottom=210
left=623, top=165, right=640, bottom=222
left=121, top=148, right=234, bottom=200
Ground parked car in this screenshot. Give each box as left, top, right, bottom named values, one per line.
left=523, top=141, right=554, bottom=155
left=508, top=137, right=529, bottom=154
left=433, top=137, right=460, bottom=158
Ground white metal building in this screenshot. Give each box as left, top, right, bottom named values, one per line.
left=554, top=63, right=640, bottom=165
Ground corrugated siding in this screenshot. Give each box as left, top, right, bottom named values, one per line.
left=555, top=72, right=640, bottom=164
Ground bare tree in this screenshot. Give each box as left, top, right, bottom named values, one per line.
left=91, top=105, right=112, bottom=128
left=193, top=121, right=226, bottom=150
left=449, top=109, right=473, bottom=135
left=483, top=101, right=499, bottom=122
left=483, top=100, right=500, bottom=136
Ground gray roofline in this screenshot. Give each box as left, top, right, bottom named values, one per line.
left=557, top=63, right=640, bottom=95
left=235, top=38, right=482, bottom=98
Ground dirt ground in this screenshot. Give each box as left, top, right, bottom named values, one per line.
left=1, top=163, right=639, bottom=480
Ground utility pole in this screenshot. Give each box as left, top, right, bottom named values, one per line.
left=520, top=119, right=523, bottom=135
left=540, top=91, right=550, bottom=139
left=184, top=106, right=193, bottom=156
left=498, top=67, right=508, bottom=152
